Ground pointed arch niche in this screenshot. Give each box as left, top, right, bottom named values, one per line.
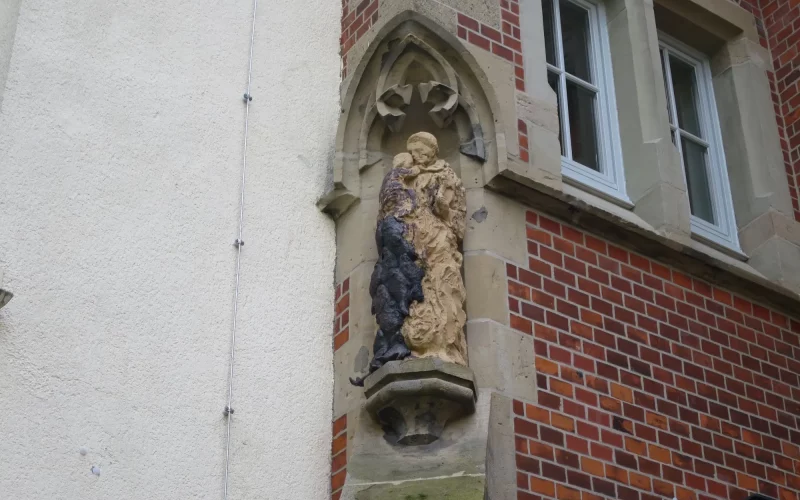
left=322, top=12, right=535, bottom=500
left=319, top=14, right=505, bottom=217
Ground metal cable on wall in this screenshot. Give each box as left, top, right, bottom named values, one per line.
left=224, top=0, right=259, bottom=497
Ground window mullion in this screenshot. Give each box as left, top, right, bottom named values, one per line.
left=663, top=49, right=680, bottom=132
left=663, top=51, right=685, bottom=170
left=678, top=129, right=710, bottom=149
left=689, top=64, right=720, bottom=224
left=552, top=0, right=573, bottom=160
left=564, top=72, right=599, bottom=93
left=586, top=0, right=606, bottom=176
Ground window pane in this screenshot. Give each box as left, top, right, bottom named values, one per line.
left=681, top=136, right=714, bottom=224
left=548, top=71, right=565, bottom=156
left=669, top=56, right=701, bottom=137
left=567, top=81, right=600, bottom=171
left=560, top=0, right=592, bottom=83
left=542, top=0, right=557, bottom=66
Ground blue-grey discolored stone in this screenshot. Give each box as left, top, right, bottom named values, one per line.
left=350, top=216, right=423, bottom=386
left=459, top=124, right=486, bottom=162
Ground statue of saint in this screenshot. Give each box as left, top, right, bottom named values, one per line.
left=352, top=132, right=467, bottom=385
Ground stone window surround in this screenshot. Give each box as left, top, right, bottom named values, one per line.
left=519, top=0, right=800, bottom=294
left=659, top=32, right=740, bottom=251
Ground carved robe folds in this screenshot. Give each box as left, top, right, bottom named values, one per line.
left=398, top=155, right=466, bottom=365
left=366, top=132, right=467, bottom=378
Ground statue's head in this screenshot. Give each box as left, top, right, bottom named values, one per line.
left=407, top=132, right=438, bottom=166
left=393, top=152, right=413, bottom=170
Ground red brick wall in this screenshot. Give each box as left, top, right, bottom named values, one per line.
left=340, top=0, right=379, bottom=77
left=331, top=414, right=348, bottom=500
left=456, top=0, right=526, bottom=92
left=340, top=0, right=524, bottom=90
left=334, top=278, right=350, bottom=352
left=518, top=119, right=530, bottom=163
left=510, top=210, right=800, bottom=500
left=735, top=0, right=800, bottom=220
left=758, top=0, right=800, bottom=221
left=331, top=279, right=349, bottom=498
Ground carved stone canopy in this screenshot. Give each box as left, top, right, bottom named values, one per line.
left=373, top=34, right=482, bottom=158
left=375, top=35, right=459, bottom=130
left=318, top=18, right=502, bottom=219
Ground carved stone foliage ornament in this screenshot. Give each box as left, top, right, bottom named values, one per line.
left=373, top=34, right=485, bottom=161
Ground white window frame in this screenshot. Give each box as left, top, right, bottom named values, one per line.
left=659, top=33, right=740, bottom=252
left=527, top=0, right=629, bottom=205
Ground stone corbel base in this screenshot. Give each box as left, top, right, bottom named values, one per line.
left=364, top=358, right=477, bottom=445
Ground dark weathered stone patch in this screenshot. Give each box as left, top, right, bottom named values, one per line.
left=351, top=216, right=423, bottom=386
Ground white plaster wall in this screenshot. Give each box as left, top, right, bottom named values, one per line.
left=0, top=0, right=340, bottom=498
left=0, top=0, right=22, bottom=110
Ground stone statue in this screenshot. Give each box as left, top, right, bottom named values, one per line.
left=352, top=132, right=467, bottom=386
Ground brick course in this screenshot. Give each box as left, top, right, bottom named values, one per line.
left=519, top=118, right=530, bottom=163
left=758, top=0, right=800, bottom=221
left=334, top=278, right=350, bottom=353
left=331, top=414, right=348, bottom=500
left=511, top=210, right=800, bottom=500
left=331, top=280, right=349, bottom=498
left=340, top=0, right=379, bottom=77
left=456, top=0, right=526, bottom=91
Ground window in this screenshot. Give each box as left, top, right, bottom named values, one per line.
left=659, top=34, right=740, bottom=251
left=541, top=0, right=628, bottom=203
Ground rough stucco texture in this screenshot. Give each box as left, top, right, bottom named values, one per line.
left=0, top=0, right=340, bottom=498
left=0, top=0, right=22, bottom=110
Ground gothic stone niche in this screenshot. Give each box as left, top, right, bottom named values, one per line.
left=330, top=22, right=501, bottom=445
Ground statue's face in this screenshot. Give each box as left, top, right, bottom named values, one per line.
left=408, top=141, right=435, bottom=166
